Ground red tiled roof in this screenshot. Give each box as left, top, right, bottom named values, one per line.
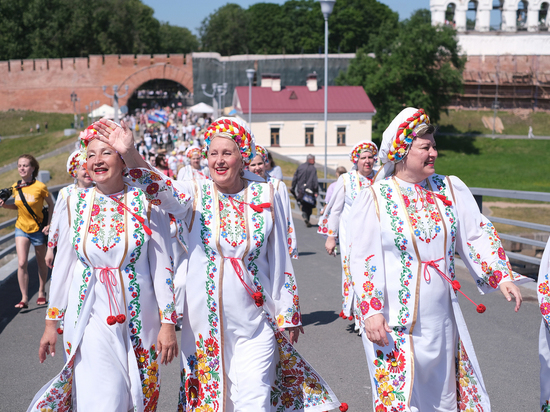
left=234, top=85, right=375, bottom=114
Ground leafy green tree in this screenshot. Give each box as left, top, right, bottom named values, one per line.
left=199, top=3, right=249, bottom=55
left=246, top=2, right=287, bottom=54
left=337, top=9, right=465, bottom=132
left=159, top=23, right=199, bottom=54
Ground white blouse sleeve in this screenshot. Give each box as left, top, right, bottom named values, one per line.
left=47, top=186, right=70, bottom=249
left=263, top=191, right=301, bottom=329
left=450, top=175, right=527, bottom=294
left=276, top=180, right=298, bottom=260
left=45, top=196, right=78, bottom=321
left=539, top=240, right=550, bottom=329
left=147, top=205, right=177, bottom=324
left=317, top=176, right=345, bottom=237
left=348, top=188, right=386, bottom=322
left=126, top=165, right=195, bottom=220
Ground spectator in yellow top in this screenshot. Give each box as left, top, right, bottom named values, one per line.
left=0, top=154, right=54, bottom=308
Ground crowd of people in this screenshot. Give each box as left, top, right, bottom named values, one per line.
left=3, top=104, right=550, bottom=412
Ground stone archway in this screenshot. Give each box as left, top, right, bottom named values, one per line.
left=118, top=63, right=193, bottom=108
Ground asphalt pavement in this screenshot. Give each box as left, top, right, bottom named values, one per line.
left=0, top=216, right=541, bottom=411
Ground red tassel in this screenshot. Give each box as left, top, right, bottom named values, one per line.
left=339, top=310, right=345, bottom=318
left=107, top=315, right=117, bottom=325
left=249, top=202, right=271, bottom=213
left=452, top=280, right=461, bottom=291
left=252, top=292, right=264, bottom=307
left=476, top=304, right=486, bottom=313
left=57, top=328, right=63, bottom=335
left=348, top=316, right=353, bottom=321
left=340, top=403, right=349, bottom=412
left=435, top=193, right=452, bottom=206
left=116, top=314, right=126, bottom=324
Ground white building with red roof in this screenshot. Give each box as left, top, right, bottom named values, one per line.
left=232, top=73, right=375, bottom=169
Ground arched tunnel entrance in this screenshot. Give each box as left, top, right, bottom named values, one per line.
left=127, top=79, right=191, bottom=112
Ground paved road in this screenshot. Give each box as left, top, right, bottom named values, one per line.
left=0, top=218, right=541, bottom=411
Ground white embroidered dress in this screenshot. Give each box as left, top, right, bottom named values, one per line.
left=47, top=184, right=75, bottom=250
left=317, top=170, right=373, bottom=316
left=348, top=174, right=525, bottom=412
left=267, top=175, right=298, bottom=259
left=177, top=165, right=210, bottom=181
left=127, top=167, right=339, bottom=412
left=28, top=185, right=176, bottom=412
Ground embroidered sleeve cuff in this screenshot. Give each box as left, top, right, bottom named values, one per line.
left=46, top=306, right=65, bottom=320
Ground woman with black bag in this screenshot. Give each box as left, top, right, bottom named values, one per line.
left=0, top=154, right=54, bottom=308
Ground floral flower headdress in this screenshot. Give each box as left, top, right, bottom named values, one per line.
left=349, top=141, right=378, bottom=164
left=386, top=108, right=430, bottom=163
left=186, top=147, right=201, bottom=159
left=66, top=149, right=86, bottom=178
left=203, top=117, right=256, bottom=165
left=254, top=144, right=268, bottom=164
left=79, top=125, right=99, bottom=152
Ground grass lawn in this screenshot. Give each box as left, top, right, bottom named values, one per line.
left=438, top=109, right=550, bottom=136
left=489, top=206, right=550, bottom=234
left=0, top=110, right=74, bottom=137
left=0, top=130, right=77, bottom=167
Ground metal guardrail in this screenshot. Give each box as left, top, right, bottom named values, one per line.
left=0, top=183, right=66, bottom=260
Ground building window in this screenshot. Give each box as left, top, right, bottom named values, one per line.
left=305, top=127, right=314, bottom=146
left=270, top=128, right=280, bottom=147
left=337, top=127, right=346, bottom=146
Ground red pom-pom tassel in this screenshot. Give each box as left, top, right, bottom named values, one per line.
left=339, top=403, right=349, bottom=411
left=107, top=315, right=117, bottom=325
left=339, top=310, right=345, bottom=318
left=476, top=304, right=486, bottom=314
left=249, top=203, right=271, bottom=213
left=451, top=280, right=461, bottom=291
left=57, top=328, right=64, bottom=335
left=348, top=316, right=353, bottom=321
left=116, top=314, right=126, bottom=324
left=252, top=292, right=264, bottom=307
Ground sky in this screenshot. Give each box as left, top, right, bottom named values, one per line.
left=141, top=0, right=431, bottom=35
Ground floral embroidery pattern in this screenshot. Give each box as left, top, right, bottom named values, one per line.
left=381, top=182, right=413, bottom=327
left=88, top=195, right=125, bottom=252
left=33, top=358, right=75, bottom=411
left=400, top=185, right=442, bottom=244
left=270, top=323, right=335, bottom=411
left=134, top=340, right=161, bottom=411
left=456, top=339, right=484, bottom=411
left=370, top=338, right=408, bottom=410
left=218, top=193, right=246, bottom=247
left=129, top=168, right=190, bottom=206
left=72, top=188, right=92, bottom=318
left=47, top=306, right=65, bottom=320
left=539, top=272, right=550, bottom=329
left=355, top=254, right=383, bottom=319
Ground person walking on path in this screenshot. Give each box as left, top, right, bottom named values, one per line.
left=29, top=126, right=178, bottom=412
left=0, top=154, right=54, bottom=308
left=318, top=141, right=378, bottom=329
left=291, top=154, right=318, bottom=227
left=348, top=107, right=526, bottom=412
left=92, top=116, right=341, bottom=411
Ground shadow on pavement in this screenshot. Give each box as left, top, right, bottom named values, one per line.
left=301, top=310, right=339, bottom=326
left=298, top=251, right=316, bottom=257
left=0, top=259, right=44, bottom=334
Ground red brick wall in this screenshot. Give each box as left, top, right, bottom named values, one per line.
left=0, top=54, right=193, bottom=113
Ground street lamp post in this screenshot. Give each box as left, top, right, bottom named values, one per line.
left=319, top=0, right=336, bottom=179
left=217, top=84, right=228, bottom=117
left=201, top=83, right=219, bottom=118
left=246, top=69, right=255, bottom=128
left=70, top=91, right=78, bottom=129
left=102, top=85, right=129, bottom=124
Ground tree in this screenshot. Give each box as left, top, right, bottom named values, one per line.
left=199, top=3, right=249, bottom=56
left=159, top=23, right=199, bottom=54
left=337, top=9, right=465, bottom=132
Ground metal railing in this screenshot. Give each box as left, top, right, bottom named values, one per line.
left=0, top=183, right=66, bottom=261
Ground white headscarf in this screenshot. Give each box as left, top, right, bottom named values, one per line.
left=375, top=107, right=430, bottom=182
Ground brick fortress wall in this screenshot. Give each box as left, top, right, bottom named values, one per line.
left=0, top=54, right=193, bottom=113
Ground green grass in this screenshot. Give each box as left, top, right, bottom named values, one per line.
left=438, top=109, right=550, bottom=136
left=0, top=130, right=77, bottom=167
left=0, top=110, right=75, bottom=137
left=434, top=136, right=550, bottom=192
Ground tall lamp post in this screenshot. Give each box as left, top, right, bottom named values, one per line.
left=102, top=85, right=129, bottom=124
left=319, top=0, right=335, bottom=179
left=201, top=83, right=227, bottom=118
left=246, top=69, right=255, bottom=128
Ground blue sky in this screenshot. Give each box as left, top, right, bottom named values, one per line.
left=141, top=0, right=431, bottom=34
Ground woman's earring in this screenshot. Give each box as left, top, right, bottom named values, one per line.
left=240, top=168, right=244, bottom=177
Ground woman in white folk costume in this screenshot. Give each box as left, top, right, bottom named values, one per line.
left=317, top=141, right=378, bottom=327
left=177, top=146, right=210, bottom=181
left=348, top=107, right=525, bottom=412
left=92, top=116, right=340, bottom=411
left=45, top=148, right=94, bottom=268
left=29, top=126, right=178, bottom=412
left=538, top=242, right=550, bottom=411
left=249, top=144, right=298, bottom=259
